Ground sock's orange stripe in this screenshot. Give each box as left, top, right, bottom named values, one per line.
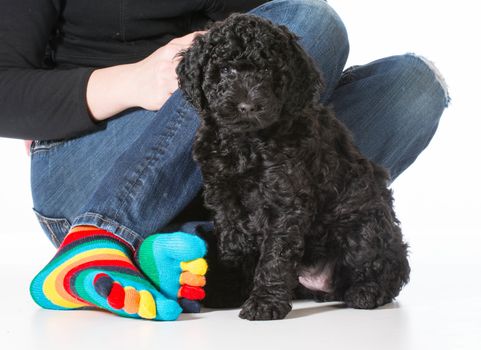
left=179, top=272, right=206, bottom=287
left=54, top=270, right=87, bottom=307
left=123, top=287, right=140, bottom=314
left=69, top=225, right=99, bottom=233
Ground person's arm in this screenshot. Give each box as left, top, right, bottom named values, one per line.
left=20, top=28, right=203, bottom=155
left=0, top=0, right=106, bottom=141
left=1, top=0, right=204, bottom=142
left=85, top=31, right=203, bottom=122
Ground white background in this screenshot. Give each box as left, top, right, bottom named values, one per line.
left=0, top=1, right=480, bottom=349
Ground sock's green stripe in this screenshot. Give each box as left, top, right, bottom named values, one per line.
left=137, top=238, right=161, bottom=287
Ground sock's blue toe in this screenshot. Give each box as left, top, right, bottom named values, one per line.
left=137, top=228, right=208, bottom=301
left=179, top=299, right=202, bottom=313
left=177, top=221, right=214, bottom=235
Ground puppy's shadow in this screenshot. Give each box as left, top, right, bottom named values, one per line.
left=286, top=302, right=346, bottom=320
left=287, top=300, right=402, bottom=319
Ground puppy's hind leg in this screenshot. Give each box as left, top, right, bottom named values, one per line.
left=333, top=220, right=410, bottom=309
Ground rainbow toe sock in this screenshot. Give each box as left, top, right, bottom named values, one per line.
left=136, top=232, right=208, bottom=313
left=30, top=225, right=181, bottom=321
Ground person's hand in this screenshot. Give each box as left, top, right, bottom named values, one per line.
left=130, top=31, right=206, bottom=111
left=86, top=31, right=205, bottom=122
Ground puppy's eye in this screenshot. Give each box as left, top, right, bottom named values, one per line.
left=220, top=66, right=231, bottom=74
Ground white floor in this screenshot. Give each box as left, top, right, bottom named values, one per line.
left=1, top=1, right=480, bottom=349
left=1, top=230, right=480, bottom=350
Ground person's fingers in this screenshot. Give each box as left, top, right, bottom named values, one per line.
left=157, top=43, right=189, bottom=62
left=170, top=31, right=206, bottom=45
left=190, top=30, right=207, bottom=38
left=179, top=31, right=205, bottom=42
left=172, top=54, right=183, bottom=65
left=158, top=45, right=182, bottom=61
left=167, top=31, right=207, bottom=60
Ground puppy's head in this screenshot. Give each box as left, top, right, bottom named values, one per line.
left=177, top=13, right=323, bottom=133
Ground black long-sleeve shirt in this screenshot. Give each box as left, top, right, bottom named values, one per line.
left=0, top=0, right=269, bottom=141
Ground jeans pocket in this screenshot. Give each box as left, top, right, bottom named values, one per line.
left=32, top=208, right=71, bottom=248
left=30, top=139, right=68, bottom=156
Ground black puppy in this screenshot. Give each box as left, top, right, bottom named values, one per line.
left=176, top=14, right=410, bottom=320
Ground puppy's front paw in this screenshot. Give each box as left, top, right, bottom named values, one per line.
left=344, top=283, right=391, bottom=309
left=239, top=294, right=292, bottom=320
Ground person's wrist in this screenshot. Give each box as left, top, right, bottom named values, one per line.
left=86, top=63, right=140, bottom=122
left=123, top=61, right=146, bottom=111
left=109, top=62, right=141, bottom=114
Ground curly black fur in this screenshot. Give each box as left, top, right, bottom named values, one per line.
left=176, top=13, right=410, bottom=320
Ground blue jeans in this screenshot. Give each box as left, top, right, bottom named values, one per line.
left=29, top=0, right=449, bottom=249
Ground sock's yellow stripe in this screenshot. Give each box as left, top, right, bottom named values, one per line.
left=180, top=258, right=208, bottom=276
left=69, top=225, right=101, bottom=233
left=138, top=290, right=156, bottom=319
left=43, top=248, right=131, bottom=308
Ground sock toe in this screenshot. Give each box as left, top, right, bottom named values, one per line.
left=138, top=290, right=156, bottom=319
left=179, top=299, right=202, bottom=313
left=123, top=287, right=140, bottom=314
left=137, top=232, right=208, bottom=301
left=180, top=258, right=208, bottom=275
left=75, top=269, right=181, bottom=320
left=180, top=272, right=206, bottom=287
left=93, top=273, right=113, bottom=298
left=178, top=285, right=206, bottom=300
left=107, top=282, right=125, bottom=309
left=153, top=297, right=182, bottom=321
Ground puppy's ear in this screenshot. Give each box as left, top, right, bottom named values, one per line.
left=176, top=33, right=209, bottom=111
left=277, top=25, right=325, bottom=111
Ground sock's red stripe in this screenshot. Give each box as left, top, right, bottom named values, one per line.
left=60, top=229, right=111, bottom=248
left=107, top=282, right=125, bottom=309
left=60, top=228, right=133, bottom=252
left=63, top=260, right=139, bottom=304
left=178, top=285, right=206, bottom=300
left=61, top=230, right=108, bottom=248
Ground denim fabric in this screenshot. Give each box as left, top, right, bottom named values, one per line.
left=30, top=0, right=449, bottom=248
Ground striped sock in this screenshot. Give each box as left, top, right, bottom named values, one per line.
left=30, top=225, right=183, bottom=321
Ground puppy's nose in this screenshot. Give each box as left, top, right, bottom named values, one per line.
left=237, top=102, right=256, bottom=114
